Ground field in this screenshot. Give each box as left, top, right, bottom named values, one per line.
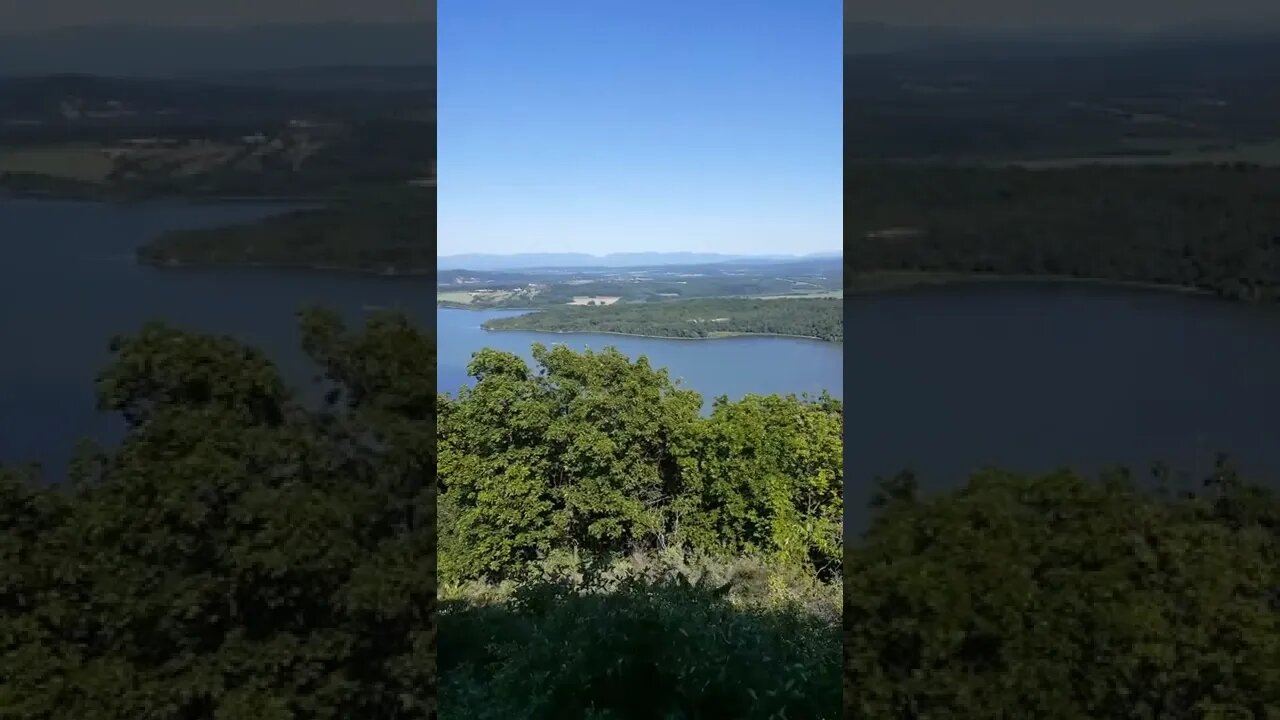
left=846, top=37, right=1280, bottom=163
left=567, top=295, right=621, bottom=305
left=0, top=139, right=309, bottom=185
left=437, top=291, right=479, bottom=304
left=0, top=144, right=116, bottom=182
left=438, top=259, right=844, bottom=310
left=437, top=288, right=533, bottom=306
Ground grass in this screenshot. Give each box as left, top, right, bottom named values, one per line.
left=0, top=139, right=297, bottom=185
left=438, top=549, right=841, bottom=719
left=0, top=144, right=116, bottom=182
left=437, top=291, right=478, bottom=304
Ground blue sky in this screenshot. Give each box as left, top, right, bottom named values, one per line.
left=437, top=1, right=842, bottom=256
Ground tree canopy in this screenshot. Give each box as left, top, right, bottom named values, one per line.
left=482, top=298, right=843, bottom=342
left=436, top=342, right=844, bottom=718
left=0, top=309, right=436, bottom=719
left=845, top=460, right=1280, bottom=718
left=138, top=186, right=434, bottom=274
left=437, top=342, right=844, bottom=583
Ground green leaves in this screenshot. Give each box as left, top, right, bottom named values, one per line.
left=435, top=343, right=843, bottom=717
left=437, top=343, right=843, bottom=584
left=845, top=467, right=1280, bottom=718
left=0, top=312, right=437, bottom=719
left=439, top=570, right=841, bottom=720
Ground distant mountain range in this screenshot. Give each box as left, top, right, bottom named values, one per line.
left=437, top=252, right=842, bottom=271
left=0, top=22, right=435, bottom=77
left=845, top=20, right=1280, bottom=56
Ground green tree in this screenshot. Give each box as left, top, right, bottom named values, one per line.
left=845, top=466, right=1280, bottom=718
left=0, top=312, right=436, bottom=720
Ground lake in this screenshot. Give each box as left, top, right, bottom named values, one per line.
left=846, top=281, right=1280, bottom=529
left=0, top=199, right=438, bottom=477
left=15, top=199, right=1278, bottom=531
left=436, top=308, right=844, bottom=406
left=0, top=199, right=843, bottom=478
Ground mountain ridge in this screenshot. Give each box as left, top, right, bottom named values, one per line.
left=0, top=22, right=436, bottom=76
left=437, top=251, right=841, bottom=271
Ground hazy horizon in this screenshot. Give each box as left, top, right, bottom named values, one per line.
left=844, top=0, right=1280, bottom=32
left=0, top=1, right=434, bottom=33
left=437, top=249, right=841, bottom=258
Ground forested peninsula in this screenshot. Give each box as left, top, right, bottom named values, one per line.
left=847, top=163, right=1280, bottom=301
left=481, top=297, right=844, bottom=342
left=137, top=187, right=434, bottom=273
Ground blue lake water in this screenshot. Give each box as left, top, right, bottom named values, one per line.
left=846, top=282, right=1280, bottom=530
left=0, top=199, right=438, bottom=477
left=0, top=198, right=843, bottom=480
left=8, top=199, right=1280, bottom=536
left=436, top=308, right=844, bottom=409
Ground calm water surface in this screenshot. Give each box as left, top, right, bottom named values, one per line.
left=0, top=199, right=843, bottom=478
left=847, top=282, right=1280, bottom=529
left=21, top=199, right=1276, bottom=529
left=436, top=308, right=844, bottom=407
left=0, top=199, right=438, bottom=477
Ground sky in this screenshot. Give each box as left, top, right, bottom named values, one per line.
left=437, top=1, right=841, bottom=257
left=0, top=0, right=433, bottom=31
left=845, top=0, right=1280, bottom=31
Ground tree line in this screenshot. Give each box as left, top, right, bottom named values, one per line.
left=847, top=163, right=1280, bottom=301
left=438, top=343, right=844, bottom=583
left=138, top=186, right=435, bottom=273
left=846, top=458, right=1280, bottom=717
left=482, top=297, right=844, bottom=342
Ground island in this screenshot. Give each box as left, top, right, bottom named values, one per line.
left=481, top=297, right=843, bottom=342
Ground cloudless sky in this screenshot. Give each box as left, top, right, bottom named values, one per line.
left=438, top=1, right=841, bottom=256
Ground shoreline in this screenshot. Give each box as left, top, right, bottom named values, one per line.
left=846, top=272, right=1219, bottom=299
left=0, top=187, right=329, bottom=206
left=479, top=325, right=839, bottom=344
left=140, top=257, right=433, bottom=277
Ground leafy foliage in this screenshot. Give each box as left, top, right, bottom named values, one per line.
left=437, top=343, right=844, bottom=584
left=440, top=566, right=841, bottom=720
left=437, top=343, right=843, bottom=718
left=845, top=462, right=1280, bottom=718
left=0, top=309, right=435, bottom=719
